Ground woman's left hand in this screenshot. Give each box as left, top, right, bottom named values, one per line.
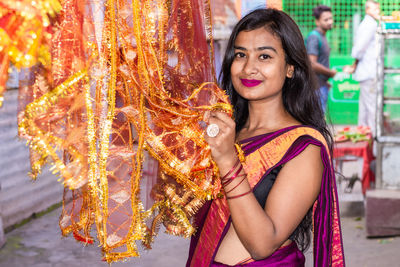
left=204, top=111, right=238, bottom=173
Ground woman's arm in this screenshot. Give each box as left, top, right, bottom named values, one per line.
left=226, top=144, right=323, bottom=260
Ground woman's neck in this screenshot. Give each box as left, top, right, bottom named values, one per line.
left=239, top=100, right=299, bottom=138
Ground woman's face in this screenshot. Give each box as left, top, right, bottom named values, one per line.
left=230, top=27, right=293, bottom=104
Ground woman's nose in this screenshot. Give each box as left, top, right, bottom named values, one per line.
left=243, top=58, right=258, bottom=75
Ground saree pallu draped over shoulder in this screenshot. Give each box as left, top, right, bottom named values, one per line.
left=187, top=126, right=345, bottom=267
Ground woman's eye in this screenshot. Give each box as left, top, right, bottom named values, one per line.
left=260, top=54, right=271, bottom=60
left=234, top=52, right=245, bottom=58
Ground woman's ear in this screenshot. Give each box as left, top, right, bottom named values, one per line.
left=286, top=65, right=294, bottom=78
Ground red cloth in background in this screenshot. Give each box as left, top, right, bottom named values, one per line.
left=333, top=139, right=375, bottom=195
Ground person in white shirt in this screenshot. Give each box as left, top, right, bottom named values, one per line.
left=344, top=0, right=380, bottom=135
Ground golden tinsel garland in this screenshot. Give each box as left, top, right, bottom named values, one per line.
left=16, top=0, right=232, bottom=263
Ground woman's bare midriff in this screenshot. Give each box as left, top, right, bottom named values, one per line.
left=214, top=224, right=292, bottom=265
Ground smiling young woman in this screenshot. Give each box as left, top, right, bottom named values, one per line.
left=186, top=8, right=345, bottom=267
left=230, top=27, right=293, bottom=106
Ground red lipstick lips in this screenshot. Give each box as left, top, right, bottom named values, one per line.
left=240, top=79, right=262, bottom=87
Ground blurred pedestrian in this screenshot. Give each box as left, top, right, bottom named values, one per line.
left=305, top=5, right=337, bottom=113
left=343, top=0, right=380, bottom=135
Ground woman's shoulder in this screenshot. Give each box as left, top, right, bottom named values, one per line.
left=275, top=126, right=325, bottom=173
left=283, top=142, right=323, bottom=168
left=287, top=124, right=327, bottom=140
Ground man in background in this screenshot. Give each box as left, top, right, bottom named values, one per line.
left=305, top=5, right=337, bottom=113
left=344, top=0, right=380, bottom=135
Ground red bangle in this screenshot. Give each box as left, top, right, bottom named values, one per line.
left=222, top=164, right=243, bottom=186
left=222, top=173, right=246, bottom=187
left=225, top=175, right=247, bottom=194
left=226, top=188, right=253, bottom=200
left=221, top=159, right=240, bottom=180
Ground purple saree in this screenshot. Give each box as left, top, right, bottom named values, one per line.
left=211, top=242, right=305, bottom=266
left=186, top=126, right=345, bottom=267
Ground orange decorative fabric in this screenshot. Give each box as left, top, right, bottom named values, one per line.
left=0, top=0, right=60, bottom=106
left=16, top=0, right=231, bottom=263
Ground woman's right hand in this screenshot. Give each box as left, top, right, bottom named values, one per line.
left=204, top=111, right=238, bottom=175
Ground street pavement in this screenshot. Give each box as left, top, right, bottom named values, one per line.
left=0, top=205, right=189, bottom=267
left=0, top=203, right=400, bottom=267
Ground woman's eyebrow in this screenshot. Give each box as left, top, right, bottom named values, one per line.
left=257, top=46, right=277, bottom=53
left=233, top=46, right=246, bottom=51
left=233, top=45, right=277, bottom=53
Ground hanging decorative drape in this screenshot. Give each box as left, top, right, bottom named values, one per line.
left=16, top=0, right=231, bottom=262
left=0, top=0, right=61, bottom=106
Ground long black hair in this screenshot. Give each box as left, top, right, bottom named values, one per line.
left=219, top=8, right=333, bottom=252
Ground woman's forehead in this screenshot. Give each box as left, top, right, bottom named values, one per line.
left=234, top=28, right=283, bottom=50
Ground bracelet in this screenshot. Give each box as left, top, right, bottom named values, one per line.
left=221, top=159, right=240, bottom=180
left=221, top=164, right=243, bottom=186
left=225, top=175, right=247, bottom=194
left=226, top=188, right=253, bottom=200
left=222, top=173, right=246, bottom=187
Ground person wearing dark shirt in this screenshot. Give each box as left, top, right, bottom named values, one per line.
left=305, top=5, right=337, bottom=113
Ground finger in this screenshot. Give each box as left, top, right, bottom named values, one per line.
left=208, top=115, right=230, bottom=132
left=203, top=110, right=211, bottom=123
left=210, top=111, right=236, bottom=128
